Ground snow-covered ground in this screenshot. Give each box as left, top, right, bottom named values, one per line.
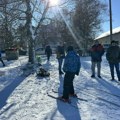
left=0, top=55, right=120, bottom=120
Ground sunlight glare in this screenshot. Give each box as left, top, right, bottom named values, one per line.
left=49, top=0, right=59, bottom=6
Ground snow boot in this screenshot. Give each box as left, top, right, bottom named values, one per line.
left=98, top=75, right=102, bottom=78
left=58, top=96, right=71, bottom=103
left=91, top=75, right=95, bottom=78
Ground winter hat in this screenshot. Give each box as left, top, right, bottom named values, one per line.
left=67, top=46, right=74, bottom=52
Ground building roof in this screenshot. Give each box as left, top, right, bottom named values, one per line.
left=95, top=26, right=120, bottom=40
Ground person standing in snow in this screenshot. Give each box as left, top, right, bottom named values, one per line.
left=106, top=40, right=120, bottom=81
left=45, top=45, right=52, bottom=61
left=60, top=46, right=81, bottom=102
left=56, top=44, right=65, bottom=75
left=0, top=50, right=5, bottom=67
left=90, top=40, right=104, bottom=78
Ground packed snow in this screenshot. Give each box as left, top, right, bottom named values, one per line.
left=0, top=55, right=120, bottom=120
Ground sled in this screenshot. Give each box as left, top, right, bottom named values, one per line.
left=36, top=67, right=50, bottom=77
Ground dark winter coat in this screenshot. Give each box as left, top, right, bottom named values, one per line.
left=63, top=51, right=81, bottom=75
left=90, top=44, right=104, bottom=62
left=56, top=46, right=65, bottom=59
left=45, top=46, right=52, bottom=56
left=106, top=45, right=120, bottom=63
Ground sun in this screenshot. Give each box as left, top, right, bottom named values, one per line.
left=49, top=0, right=59, bottom=6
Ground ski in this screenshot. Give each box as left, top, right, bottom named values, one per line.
left=47, top=92, right=80, bottom=109
left=47, top=92, right=71, bottom=103
left=52, top=89, right=88, bottom=102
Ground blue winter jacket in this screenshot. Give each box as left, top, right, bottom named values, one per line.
left=63, top=51, right=81, bottom=74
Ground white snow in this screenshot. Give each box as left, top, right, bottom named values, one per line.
left=95, top=26, right=120, bottom=40
left=0, top=55, right=120, bottom=120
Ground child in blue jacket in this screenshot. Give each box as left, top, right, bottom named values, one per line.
left=60, top=46, right=81, bottom=102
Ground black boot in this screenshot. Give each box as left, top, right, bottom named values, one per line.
left=91, top=75, right=95, bottom=78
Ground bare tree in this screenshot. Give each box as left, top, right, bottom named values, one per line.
left=50, top=0, right=83, bottom=49
left=24, top=0, right=72, bottom=63
left=0, top=0, right=25, bottom=48
left=24, top=0, right=51, bottom=63
left=0, top=0, right=50, bottom=63
left=73, top=0, right=107, bottom=51
left=0, top=0, right=106, bottom=61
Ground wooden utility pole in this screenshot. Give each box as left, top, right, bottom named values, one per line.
left=109, top=0, right=113, bottom=42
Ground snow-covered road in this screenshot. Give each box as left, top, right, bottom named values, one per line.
left=0, top=55, right=120, bottom=120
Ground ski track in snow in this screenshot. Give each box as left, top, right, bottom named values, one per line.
left=0, top=55, right=120, bottom=120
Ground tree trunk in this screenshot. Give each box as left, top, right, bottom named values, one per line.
left=28, top=37, right=35, bottom=64
left=25, top=0, right=35, bottom=64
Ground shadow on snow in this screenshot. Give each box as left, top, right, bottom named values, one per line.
left=0, top=75, right=26, bottom=110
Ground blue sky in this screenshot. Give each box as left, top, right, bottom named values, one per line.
left=102, top=0, right=120, bottom=32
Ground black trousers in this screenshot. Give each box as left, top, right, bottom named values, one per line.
left=63, top=72, right=75, bottom=99
left=109, top=63, right=120, bottom=80
left=46, top=54, right=51, bottom=61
